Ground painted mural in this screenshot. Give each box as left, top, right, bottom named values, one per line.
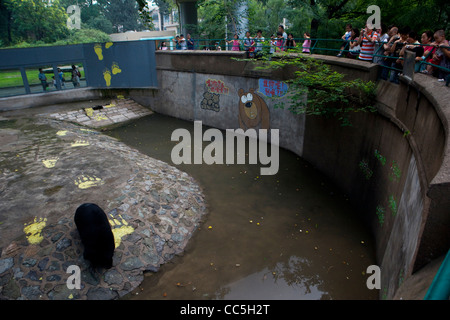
left=238, top=88, right=270, bottom=130
left=200, top=78, right=230, bottom=112
left=200, top=91, right=220, bottom=112
left=258, top=79, right=289, bottom=98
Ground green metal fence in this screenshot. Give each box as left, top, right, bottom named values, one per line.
left=166, top=37, right=450, bottom=85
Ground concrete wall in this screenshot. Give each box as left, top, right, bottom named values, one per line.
left=129, top=51, right=450, bottom=299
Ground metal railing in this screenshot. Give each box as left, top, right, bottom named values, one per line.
left=161, top=37, right=450, bottom=85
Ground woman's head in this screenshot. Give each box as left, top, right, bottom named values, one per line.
left=421, top=31, right=433, bottom=44
left=234, top=34, right=238, bottom=39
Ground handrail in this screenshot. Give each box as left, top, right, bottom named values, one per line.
left=161, top=37, right=450, bottom=79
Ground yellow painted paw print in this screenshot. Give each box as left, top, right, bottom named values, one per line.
left=80, top=128, right=96, bottom=133
left=42, top=157, right=59, bottom=168
left=105, top=42, right=113, bottom=49
left=56, top=130, right=67, bottom=136
left=103, top=69, right=112, bottom=87
left=84, top=107, right=94, bottom=117
left=95, top=114, right=108, bottom=121
left=111, top=62, right=122, bottom=75
left=94, top=43, right=103, bottom=60
left=109, top=214, right=134, bottom=248
left=24, top=217, right=47, bottom=245
left=74, top=175, right=104, bottom=189
left=71, top=140, right=90, bottom=147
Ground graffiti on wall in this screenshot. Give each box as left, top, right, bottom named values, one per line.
left=238, top=88, right=270, bottom=130
left=258, top=79, right=289, bottom=98
left=201, top=92, right=221, bottom=112
left=206, top=79, right=229, bottom=95
left=200, top=79, right=230, bottom=112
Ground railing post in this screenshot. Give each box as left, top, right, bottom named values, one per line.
left=20, top=67, right=31, bottom=94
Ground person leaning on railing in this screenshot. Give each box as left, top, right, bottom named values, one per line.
left=397, top=30, right=424, bottom=71
left=425, top=30, right=450, bottom=80
left=346, top=28, right=361, bottom=58
left=415, top=31, right=435, bottom=72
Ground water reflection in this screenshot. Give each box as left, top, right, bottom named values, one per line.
left=216, top=256, right=329, bottom=300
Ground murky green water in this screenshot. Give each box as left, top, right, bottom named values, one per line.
left=106, top=113, right=378, bottom=300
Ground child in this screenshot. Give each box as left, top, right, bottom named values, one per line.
left=275, top=31, right=284, bottom=52
left=285, top=33, right=296, bottom=50
left=347, top=28, right=361, bottom=58
left=226, top=34, right=241, bottom=51
left=337, top=24, right=352, bottom=57
left=302, top=32, right=311, bottom=53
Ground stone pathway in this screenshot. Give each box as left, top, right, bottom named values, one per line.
left=0, top=114, right=207, bottom=300
left=42, top=97, right=152, bottom=128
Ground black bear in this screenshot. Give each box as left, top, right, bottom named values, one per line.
left=74, top=203, right=115, bottom=269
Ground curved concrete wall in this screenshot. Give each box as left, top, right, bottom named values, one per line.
left=129, top=51, right=450, bottom=299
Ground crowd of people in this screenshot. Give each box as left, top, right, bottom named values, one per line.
left=336, top=24, right=450, bottom=83
left=158, top=25, right=449, bottom=83
left=158, top=26, right=312, bottom=56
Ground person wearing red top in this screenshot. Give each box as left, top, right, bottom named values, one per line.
left=357, top=24, right=378, bottom=61
left=416, top=31, right=435, bottom=73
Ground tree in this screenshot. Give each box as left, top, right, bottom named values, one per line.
left=98, top=0, right=144, bottom=33
left=2, top=0, right=69, bottom=44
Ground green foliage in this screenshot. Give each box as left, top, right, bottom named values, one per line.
left=376, top=205, right=385, bottom=226
left=388, top=195, right=397, bottom=216
left=3, top=0, right=69, bottom=44
left=250, top=52, right=376, bottom=126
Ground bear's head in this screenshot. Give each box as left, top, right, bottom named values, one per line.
left=238, top=88, right=259, bottom=120
left=238, top=88, right=270, bottom=130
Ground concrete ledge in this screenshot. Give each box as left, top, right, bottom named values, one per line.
left=0, top=88, right=102, bottom=111
left=0, top=87, right=158, bottom=112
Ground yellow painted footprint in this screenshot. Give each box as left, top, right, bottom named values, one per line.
left=74, top=175, right=104, bottom=189
left=105, top=42, right=113, bottom=49
left=109, top=214, right=134, bottom=248
left=94, top=43, right=103, bottom=60
left=103, top=68, right=112, bottom=87
left=71, top=140, right=90, bottom=147
left=42, top=157, right=59, bottom=168
left=24, top=217, right=47, bottom=245
left=111, top=62, right=122, bottom=75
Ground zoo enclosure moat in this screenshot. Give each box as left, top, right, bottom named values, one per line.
left=106, top=112, right=378, bottom=300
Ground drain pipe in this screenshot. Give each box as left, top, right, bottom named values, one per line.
left=424, top=249, right=450, bottom=300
